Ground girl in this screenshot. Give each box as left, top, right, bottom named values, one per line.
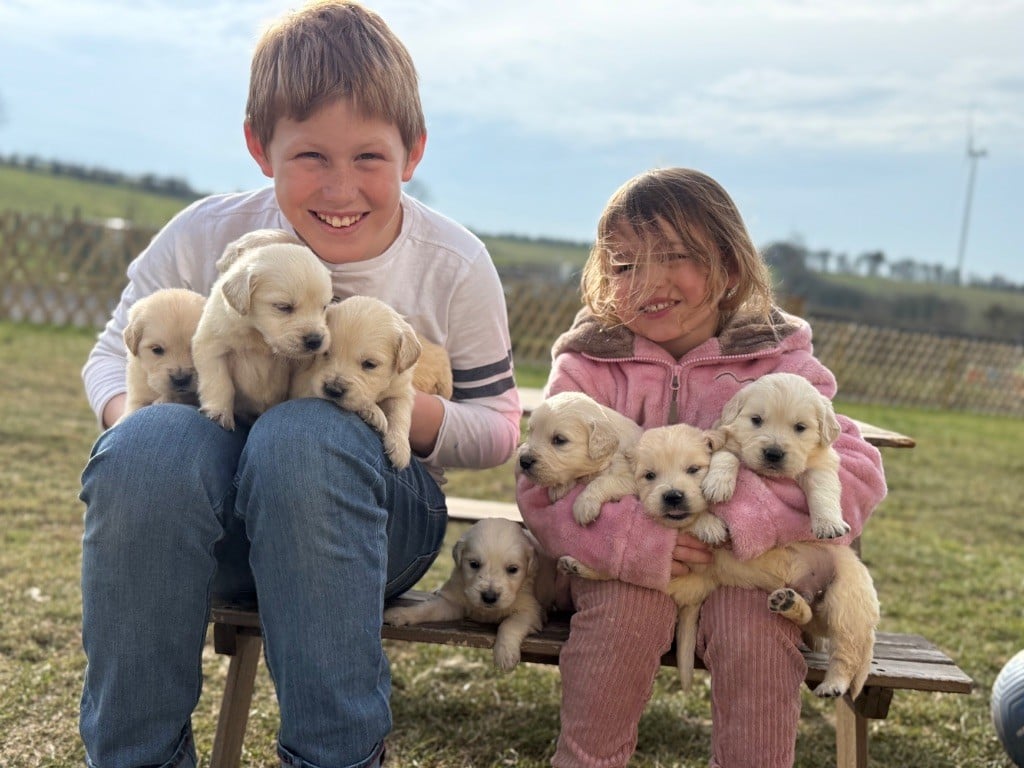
left=516, top=167, right=887, bottom=768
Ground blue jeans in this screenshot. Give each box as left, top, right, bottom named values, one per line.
left=79, top=399, right=447, bottom=768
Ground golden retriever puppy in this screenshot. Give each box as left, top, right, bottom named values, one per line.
left=516, top=391, right=643, bottom=525
left=561, top=423, right=879, bottom=699
left=289, top=295, right=421, bottom=469
left=702, top=372, right=849, bottom=540
left=413, top=335, right=453, bottom=399
left=383, top=518, right=559, bottom=671
left=192, top=239, right=332, bottom=430
left=119, top=288, right=206, bottom=422
left=215, top=228, right=303, bottom=274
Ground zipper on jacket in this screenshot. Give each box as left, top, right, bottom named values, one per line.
left=668, top=372, right=680, bottom=424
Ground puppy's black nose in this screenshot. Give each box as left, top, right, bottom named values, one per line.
left=481, top=590, right=499, bottom=605
left=662, top=489, right=688, bottom=510
left=763, top=446, right=785, bottom=465
left=519, top=455, right=535, bottom=471
left=170, top=372, right=193, bottom=390
left=323, top=382, right=346, bottom=400
left=303, top=333, right=325, bottom=352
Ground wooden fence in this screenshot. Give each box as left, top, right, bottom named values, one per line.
left=2, top=211, right=1022, bottom=417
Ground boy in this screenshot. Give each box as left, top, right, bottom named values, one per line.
left=79, top=2, right=521, bottom=767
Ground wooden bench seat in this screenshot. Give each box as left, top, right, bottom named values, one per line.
left=206, top=393, right=970, bottom=768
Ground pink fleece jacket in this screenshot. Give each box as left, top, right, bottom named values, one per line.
left=516, top=306, right=888, bottom=592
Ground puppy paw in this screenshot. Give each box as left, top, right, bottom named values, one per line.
left=768, top=588, right=812, bottom=625
left=382, top=606, right=414, bottom=626
left=200, top=405, right=235, bottom=431
left=812, top=517, right=850, bottom=540
left=812, top=680, right=848, bottom=699
left=692, top=514, right=729, bottom=545
left=557, top=556, right=605, bottom=580
left=701, top=469, right=736, bottom=503
left=492, top=639, right=521, bottom=672
left=384, top=435, right=412, bottom=470
left=571, top=496, right=602, bottom=526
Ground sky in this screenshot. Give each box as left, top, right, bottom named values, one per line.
left=1, top=1, right=1022, bottom=283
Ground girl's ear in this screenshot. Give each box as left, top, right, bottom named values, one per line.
left=244, top=123, right=274, bottom=179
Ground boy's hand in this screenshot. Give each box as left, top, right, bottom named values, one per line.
left=670, top=532, right=714, bottom=577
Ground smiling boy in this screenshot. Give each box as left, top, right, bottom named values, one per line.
left=79, top=3, right=520, bottom=767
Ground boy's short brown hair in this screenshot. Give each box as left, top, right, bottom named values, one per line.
left=581, top=167, right=775, bottom=329
left=246, top=0, right=426, bottom=153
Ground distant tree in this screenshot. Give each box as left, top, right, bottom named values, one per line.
left=856, top=250, right=886, bottom=277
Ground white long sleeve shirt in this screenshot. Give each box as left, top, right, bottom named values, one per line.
left=82, top=187, right=521, bottom=479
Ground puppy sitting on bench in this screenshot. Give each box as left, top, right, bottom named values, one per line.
left=383, top=518, right=560, bottom=671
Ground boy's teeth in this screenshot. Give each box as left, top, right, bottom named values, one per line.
left=318, top=213, right=361, bottom=228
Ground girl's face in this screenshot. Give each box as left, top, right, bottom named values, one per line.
left=608, top=217, right=725, bottom=358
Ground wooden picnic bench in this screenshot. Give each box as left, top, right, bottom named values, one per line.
left=207, top=388, right=972, bottom=768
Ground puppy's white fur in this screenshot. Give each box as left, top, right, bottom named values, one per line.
left=193, top=239, right=332, bottom=430
left=290, top=295, right=421, bottom=469
left=120, top=288, right=206, bottom=422
left=215, top=228, right=303, bottom=274
left=561, top=423, right=879, bottom=699
left=702, top=372, right=849, bottom=540
left=383, top=518, right=559, bottom=671
left=516, top=391, right=643, bottom=525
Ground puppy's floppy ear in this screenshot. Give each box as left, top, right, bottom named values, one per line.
left=393, top=324, right=422, bottom=374
left=817, top=395, right=842, bottom=446
left=704, top=428, right=727, bottom=453
left=586, top=418, right=620, bottom=462
left=221, top=267, right=254, bottom=315
left=719, top=388, right=748, bottom=427
left=123, top=317, right=143, bottom=355
left=452, top=536, right=467, bottom=566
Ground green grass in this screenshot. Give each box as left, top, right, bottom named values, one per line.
left=1, top=320, right=1021, bottom=767
left=0, top=165, right=195, bottom=229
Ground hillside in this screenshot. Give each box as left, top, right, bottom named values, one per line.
left=1, top=163, right=1020, bottom=342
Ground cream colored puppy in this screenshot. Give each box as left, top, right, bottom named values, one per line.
left=516, top=391, right=643, bottom=525
left=289, top=295, right=421, bottom=469
left=561, top=423, right=879, bottom=699
left=215, top=228, right=303, bottom=273
left=383, top=518, right=559, bottom=671
left=120, top=288, right=206, bottom=422
left=413, top=335, right=453, bottom=399
left=702, top=372, right=849, bottom=540
left=192, top=239, right=332, bottom=430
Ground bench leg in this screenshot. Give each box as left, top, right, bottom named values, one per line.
left=835, top=695, right=868, bottom=768
left=210, top=631, right=263, bottom=768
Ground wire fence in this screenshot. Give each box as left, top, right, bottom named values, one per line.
left=3, top=211, right=1022, bottom=416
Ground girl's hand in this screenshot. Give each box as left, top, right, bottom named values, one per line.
left=670, top=531, right=714, bottom=577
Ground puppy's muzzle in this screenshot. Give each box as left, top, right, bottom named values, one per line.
left=660, top=489, right=691, bottom=521
left=480, top=588, right=501, bottom=605
left=518, top=453, right=536, bottom=474
left=762, top=445, right=786, bottom=469
left=302, top=332, right=325, bottom=353
left=322, top=380, right=347, bottom=401
left=169, top=370, right=195, bottom=392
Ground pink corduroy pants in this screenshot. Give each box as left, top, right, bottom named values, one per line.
left=552, top=579, right=806, bottom=768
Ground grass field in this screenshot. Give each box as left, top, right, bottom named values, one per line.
left=1, top=320, right=1021, bottom=767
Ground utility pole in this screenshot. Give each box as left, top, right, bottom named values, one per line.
left=955, top=121, right=987, bottom=286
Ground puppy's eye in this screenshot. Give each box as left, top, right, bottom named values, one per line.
left=686, top=465, right=701, bottom=475
left=274, top=303, right=295, bottom=314
left=551, top=434, right=568, bottom=446
left=750, top=415, right=763, bottom=427
left=794, top=423, right=807, bottom=433
left=467, top=559, right=481, bottom=570
left=361, top=359, right=379, bottom=371
left=506, top=565, right=519, bottom=575
left=150, top=345, right=165, bottom=356
left=643, top=470, right=657, bottom=481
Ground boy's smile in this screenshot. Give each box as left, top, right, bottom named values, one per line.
left=246, top=99, right=425, bottom=265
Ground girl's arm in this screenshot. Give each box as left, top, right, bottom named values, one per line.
left=516, top=475, right=676, bottom=590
